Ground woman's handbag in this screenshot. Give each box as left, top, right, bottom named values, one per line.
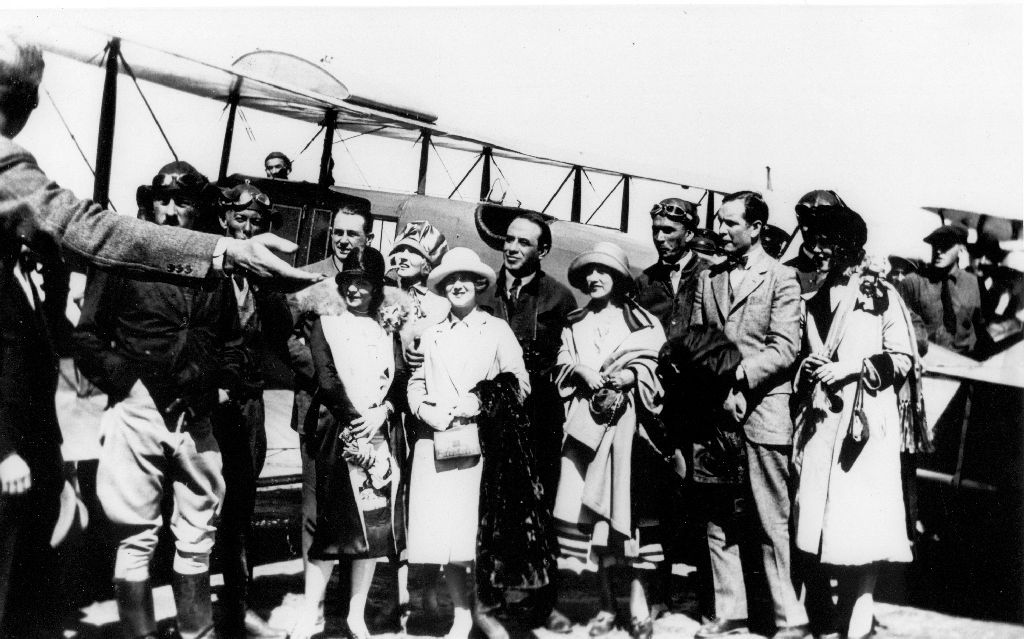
left=434, top=420, right=482, bottom=460
left=847, top=360, right=870, bottom=445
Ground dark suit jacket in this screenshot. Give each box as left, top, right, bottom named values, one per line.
left=0, top=261, right=60, bottom=460
left=690, top=245, right=801, bottom=445
left=477, top=268, right=577, bottom=375
left=0, top=137, right=219, bottom=278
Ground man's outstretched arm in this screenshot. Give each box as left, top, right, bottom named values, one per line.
left=0, top=140, right=322, bottom=287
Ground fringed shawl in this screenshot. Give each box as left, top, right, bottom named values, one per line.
left=553, top=300, right=665, bottom=539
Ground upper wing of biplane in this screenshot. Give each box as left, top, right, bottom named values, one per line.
left=17, top=21, right=745, bottom=197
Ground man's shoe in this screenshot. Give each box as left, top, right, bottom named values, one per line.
left=544, top=609, right=573, bottom=634
left=695, top=617, right=749, bottom=638
left=771, top=624, right=811, bottom=639
left=243, top=609, right=287, bottom=638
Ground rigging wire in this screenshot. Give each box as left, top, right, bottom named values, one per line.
left=430, top=139, right=462, bottom=200
left=338, top=126, right=388, bottom=143
left=237, top=108, right=257, bottom=143
left=584, top=175, right=625, bottom=225
left=296, top=126, right=324, bottom=157
left=43, top=89, right=117, bottom=213
left=116, top=50, right=178, bottom=162
left=336, top=132, right=372, bottom=188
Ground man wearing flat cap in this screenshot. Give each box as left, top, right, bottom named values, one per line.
left=896, top=224, right=982, bottom=356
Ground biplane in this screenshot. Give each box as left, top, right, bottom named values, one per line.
left=11, top=20, right=1024, bottom=621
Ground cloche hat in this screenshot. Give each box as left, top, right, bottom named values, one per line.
left=567, top=241, right=632, bottom=291
left=426, top=247, right=497, bottom=294
left=391, top=220, right=449, bottom=267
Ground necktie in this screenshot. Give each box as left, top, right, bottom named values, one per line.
left=941, top=275, right=956, bottom=338
left=509, top=277, right=522, bottom=301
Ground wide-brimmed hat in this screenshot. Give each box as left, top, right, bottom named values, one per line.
left=391, top=220, right=449, bottom=267
left=135, top=161, right=218, bottom=209
left=336, top=246, right=387, bottom=289
left=426, top=247, right=496, bottom=294
left=568, top=241, right=632, bottom=290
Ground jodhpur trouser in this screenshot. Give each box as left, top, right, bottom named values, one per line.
left=96, top=384, right=225, bottom=582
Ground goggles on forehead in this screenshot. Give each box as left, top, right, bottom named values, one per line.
left=223, top=188, right=271, bottom=211
left=650, top=202, right=697, bottom=224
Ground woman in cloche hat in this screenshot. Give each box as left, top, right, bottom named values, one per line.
left=293, top=246, right=409, bottom=639
left=386, top=220, right=452, bottom=355
left=550, top=242, right=667, bottom=639
left=406, top=247, right=532, bottom=639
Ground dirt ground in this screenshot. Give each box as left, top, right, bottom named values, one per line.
left=58, top=557, right=1024, bottom=639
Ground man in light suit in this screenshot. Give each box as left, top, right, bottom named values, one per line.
left=690, top=191, right=808, bottom=639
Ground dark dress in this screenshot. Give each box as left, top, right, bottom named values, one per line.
left=305, top=315, right=408, bottom=560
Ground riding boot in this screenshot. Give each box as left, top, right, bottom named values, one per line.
left=114, top=579, right=159, bottom=639
left=172, top=571, right=217, bottom=639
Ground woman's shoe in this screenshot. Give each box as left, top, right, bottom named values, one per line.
left=473, top=604, right=510, bottom=639
left=648, top=603, right=670, bottom=621
left=289, top=616, right=322, bottom=639
left=630, top=616, right=654, bottom=639
left=341, top=620, right=370, bottom=639
left=587, top=610, right=617, bottom=637
left=545, top=609, right=574, bottom=634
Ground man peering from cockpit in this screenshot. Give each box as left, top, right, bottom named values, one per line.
left=264, top=151, right=292, bottom=180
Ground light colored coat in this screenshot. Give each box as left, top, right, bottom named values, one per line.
left=690, top=245, right=802, bottom=445
left=793, top=281, right=914, bottom=565
left=405, top=307, right=529, bottom=564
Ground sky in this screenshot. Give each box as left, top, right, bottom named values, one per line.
left=7, top=4, right=1023, bottom=261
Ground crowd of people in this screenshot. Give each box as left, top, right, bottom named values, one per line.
left=0, top=32, right=1010, bottom=639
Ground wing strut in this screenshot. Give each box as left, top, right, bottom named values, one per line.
left=570, top=166, right=583, bottom=222
left=93, top=37, right=120, bottom=209
left=218, top=79, right=242, bottom=182
left=704, top=191, right=715, bottom=230
left=480, top=147, right=493, bottom=202
left=620, top=175, right=630, bottom=233
left=318, top=109, right=337, bottom=187
left=416, top=129, right=431, bottom=195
